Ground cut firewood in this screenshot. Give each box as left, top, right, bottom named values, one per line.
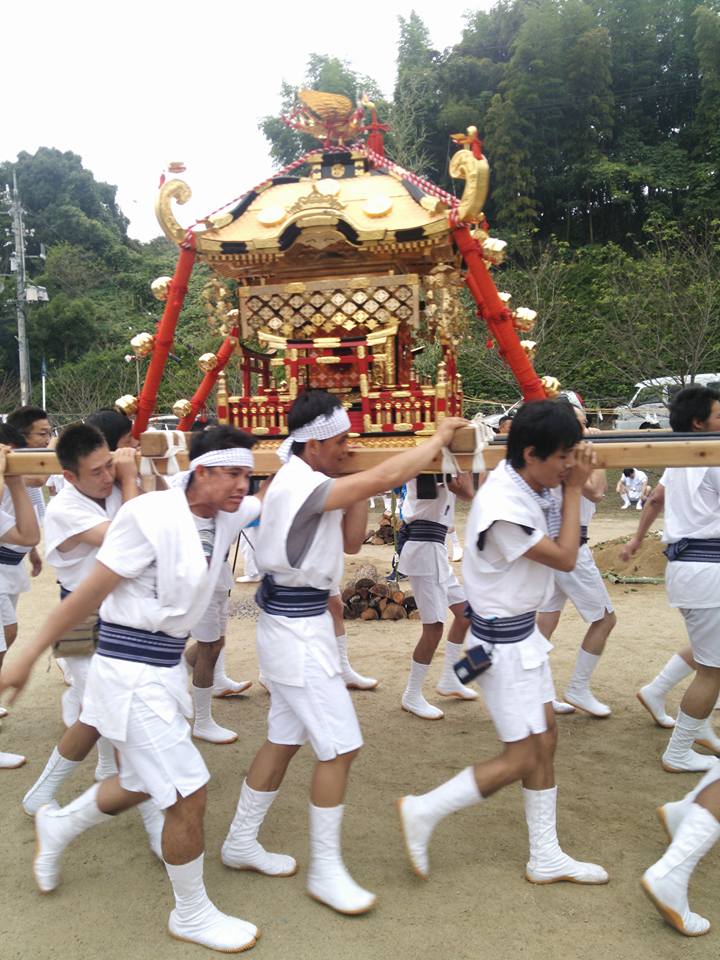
left=355, top=577, right=376, bottom=591
left=369, top=583, right=390, bottom=598
left=341, top=585, right=356, bottom=603
left=404, top=596, right=418, bottom=614
left=370, top=536, right=384, bottom=546
left=408, top=610, right=421, bottom=620
left=360, top=607, right=379, bottom=621
left=391, top=591, right=406, bottom=604
left=381, top=603, right=407, bottom=620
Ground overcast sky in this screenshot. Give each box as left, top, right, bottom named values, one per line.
left=4, top=0, right=493, bottom=242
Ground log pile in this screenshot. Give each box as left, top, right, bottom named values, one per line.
left=363, top=514, right=396, bottom=546
left=342, top=574, right=419, bottom=621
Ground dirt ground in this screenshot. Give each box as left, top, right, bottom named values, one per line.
left=1, top=495, right=718, bottom=960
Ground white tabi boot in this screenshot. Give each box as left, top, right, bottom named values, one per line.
left=397, top=767, right=482, bottom=879
left=637, top=654, right=693, bottom=728
left=23, top=747, right=81, bottom=815
left=0, top=750, right=26, bottom=768
left=402, top=660, right=444, bottom=720
left=167, top=853, right=258, bottom=952
left=192, top=685, right=238, bottom=744
left=0, top=705, right=8, bottom=719
left=306, top=803, right=376, bottom=914
left=221, top=779, right=296, bottom=876
left=563, top=650, right=611, bottom=718
left=138, top=799, right=164, bottom=859
left=694, top=717, right=720, bottom=755
left=336, top=634, right=378, bottom=690
left=657, top=763, right=720, bottom=840
left=435, top=641, right=478, bottom=700
left=33, top=783, right=113, bottom=892
left=523, top=787, right=608, bottom=885
left=662, top=712, right=718, bottom=773
left=551, top=699, right=576, bottom=715
left=94, top=737, right=118, bottom=781
left=642, top=803, right=720, bottom=936
left=212, top=649, right=252, bottom=698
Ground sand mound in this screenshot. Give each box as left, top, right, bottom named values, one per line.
left=593, top=531, right=666, bottom=579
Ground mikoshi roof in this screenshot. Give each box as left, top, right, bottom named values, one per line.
left=155, top=145, right=462, bottom=283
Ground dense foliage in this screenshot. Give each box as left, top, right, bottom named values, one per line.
left=1, top=0, right=719, bottom=415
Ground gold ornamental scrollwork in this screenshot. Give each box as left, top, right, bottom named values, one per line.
left=286, top=184, right=346, bottom=218
left=155, top=179, right=193, bottom=244
left=448, top=148, right=490, bottom=223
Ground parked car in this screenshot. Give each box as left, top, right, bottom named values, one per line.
left=147, top=415, right=180, bottom=431
left=613, top=375, right=720, bottom=430
left=480, top=390, right=585, bottom=433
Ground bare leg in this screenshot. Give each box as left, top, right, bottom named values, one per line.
left=310, top=749, right=359, bottom=807
left=58, top=721, right=100, bottom=761
left=246, top=741, right=301, bottom=792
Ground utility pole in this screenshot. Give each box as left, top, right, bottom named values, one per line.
left=10, top=172, right=31, bottom=404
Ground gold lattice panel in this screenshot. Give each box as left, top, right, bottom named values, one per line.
left=238, top=275, right=419, bottom=339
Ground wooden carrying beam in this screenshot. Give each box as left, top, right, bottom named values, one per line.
left=6, top=430, right=720, bottom=476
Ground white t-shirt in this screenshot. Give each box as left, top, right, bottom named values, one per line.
left=623, top=469, right=647, bottom=499
left=0, top=487, right=32, bottom=595
left=661, top=467, right=720, bottom=608
left=398, top=479, right=456, bottom=579
left=44, top=484, right=123, bottom=592
left=462, top=462, right=555, bottom=669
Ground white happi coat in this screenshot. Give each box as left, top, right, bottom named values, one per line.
left=81, top=486, right=258, bottom=741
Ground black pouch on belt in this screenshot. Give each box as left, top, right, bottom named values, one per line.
left=453, top=644, right=493, bottom=685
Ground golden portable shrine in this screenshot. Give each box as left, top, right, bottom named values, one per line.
left=123, top=91, right=554, bottom=442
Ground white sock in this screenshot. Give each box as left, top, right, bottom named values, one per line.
left=213, top=650, right=228, bottom=685
left=418, top=767, right=482, bottom=820
left=650, top=654, right=693, bottom=695
left=569, top=648, right=600, bottom=690
left=621, top=493, right=630, bottom=507
left=449, top=531, right=459, bottom=547
left=193, top=685, right=213, bottom=723
left=405, top=659, right=430, bottom=697
left=165, top=853, right=213, bottom=922
left=439, top=641, right=464, bottom=684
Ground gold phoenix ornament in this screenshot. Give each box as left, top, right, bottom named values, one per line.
left=198, top=353, right=218, bottom=373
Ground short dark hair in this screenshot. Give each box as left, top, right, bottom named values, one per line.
left=498, top=415, right=512, bottom=427
left=187, top=425, right=256, bottom=489
left=189, top=425, right=256, bottom=460
left=7, top=406, right=48, bottom=439
left=622, top=467, right=635, bottom=477
left=669, top=385, right=720, bottom=432
left=86, top=409, right=133, bottom=451
left=191, top=416, right=218, bottom=432
left=0, top=423, right=27, bottom=448
left=287, top=390, right=343, bottom=457
left=506, top=400, right=583, bottom=469
left=56, top=423, right=108, bottom=473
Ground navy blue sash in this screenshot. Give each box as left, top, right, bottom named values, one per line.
left=59, top=585, right=71, bottom=600
left=580, top=525, right=589, bottom=546
left=0, top=546, right=24, bottom=566
left=255, top=574, right=330, bottom=618
left=96, top=620, right=188, bottom=667
left=466, top=606, right=537, bottom=645
left=406, top=519, right=447, bottom=544
left=664, top=539, right=720, bottom=563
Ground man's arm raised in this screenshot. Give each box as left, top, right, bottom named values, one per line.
left=324, top=417, right=468, bottom=513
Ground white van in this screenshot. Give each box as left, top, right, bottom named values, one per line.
left=613, top=375, right=720, bottom=430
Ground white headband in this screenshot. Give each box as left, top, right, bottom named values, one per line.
left=277, top=407, right=351, bottom=464
left=190, top=448, right=255, bottom=472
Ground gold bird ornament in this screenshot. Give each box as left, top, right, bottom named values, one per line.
left=198, top=353, right=218, bottom=373
left=541, top=376, right=561, bottom=398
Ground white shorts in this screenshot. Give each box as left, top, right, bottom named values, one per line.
left=539, top=546, right=614, bottom=623
left=265, top=655, right=363, bottom=761
left=409, top=572, right=466, bottom=624
left=192, top=590, right=229, bottom=643
left=0, top=593, right=18, bottom=632
left=476, top=641, right=556, bottom=743
left=680, top=607, right=720, bottom=668
left=109, top=694, right=210, bottom=809
left=60, top=655, right=92, bottom=727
